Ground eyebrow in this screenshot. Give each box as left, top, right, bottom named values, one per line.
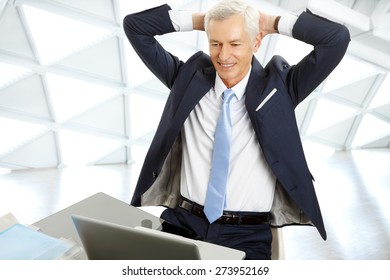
left=209, top=39, right=242, bottom=44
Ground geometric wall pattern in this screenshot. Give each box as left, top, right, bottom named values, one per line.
left=0, top=0, right=389, bottom=171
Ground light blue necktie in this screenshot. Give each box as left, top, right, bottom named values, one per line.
left=204, top=88, right=236, bottom=223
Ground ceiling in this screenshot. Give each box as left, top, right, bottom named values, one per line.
left=0, top=0, right=389, bottom=171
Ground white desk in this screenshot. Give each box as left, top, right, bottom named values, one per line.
left=33, top=192, right=245, bottom=260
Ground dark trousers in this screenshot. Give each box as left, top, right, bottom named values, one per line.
left=161, top=207, right=272, bottom=260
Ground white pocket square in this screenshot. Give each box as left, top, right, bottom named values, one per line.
left=256, top=88, right=277, bottom=111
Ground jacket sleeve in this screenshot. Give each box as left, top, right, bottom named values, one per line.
left=123, top=4, right=183, bottom=89
left=286, top=10, right=350, bottom=106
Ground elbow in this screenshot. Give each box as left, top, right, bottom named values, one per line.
left=327, top=24, right=351, bottom=57
left=122, top=14, right=134, bottom=35
left=339, top=24, right=351, bottom=49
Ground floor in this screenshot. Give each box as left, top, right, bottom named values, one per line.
left=0, top=148, right=389, bottom=260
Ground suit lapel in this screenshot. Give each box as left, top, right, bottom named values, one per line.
left=245, top=58, right=267, bottom=114
left=173, top=66, right=215, bottom=125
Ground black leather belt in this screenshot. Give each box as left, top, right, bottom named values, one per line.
left=178, top=197, right=270, bottom=225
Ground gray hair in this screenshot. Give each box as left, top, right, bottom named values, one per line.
left=204, top=0, right=260, bottom=41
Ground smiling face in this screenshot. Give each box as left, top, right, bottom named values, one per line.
left=207, top=14, right=261, bottom=88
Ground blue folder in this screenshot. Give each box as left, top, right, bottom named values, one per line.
left=0, top=224, right=72, bottom=260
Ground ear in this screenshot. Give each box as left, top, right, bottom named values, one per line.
left=253, top=32, right=263, bottom=53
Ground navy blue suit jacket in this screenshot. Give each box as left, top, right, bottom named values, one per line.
left=123, top=4, right=350, bottom=240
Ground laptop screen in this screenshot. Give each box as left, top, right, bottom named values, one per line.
left=72, top=215, right=201, bottom=260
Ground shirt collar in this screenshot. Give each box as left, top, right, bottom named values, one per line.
left=214, top=67, right=251, bottom=101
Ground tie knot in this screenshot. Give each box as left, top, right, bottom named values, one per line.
left=223, top=89, right=235, bottom=104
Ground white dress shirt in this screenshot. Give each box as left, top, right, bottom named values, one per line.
left=168, top=10, right=298, bottom=212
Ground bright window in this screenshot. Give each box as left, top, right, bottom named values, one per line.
left=22, top=5, right=111, bottom=65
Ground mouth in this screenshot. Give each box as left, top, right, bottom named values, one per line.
left=218, top=62, right=236, bottom=69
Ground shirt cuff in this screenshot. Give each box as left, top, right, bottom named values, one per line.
left=168, top=10, right=194, bottom=32
left=278, top=14, right=298, bottom=36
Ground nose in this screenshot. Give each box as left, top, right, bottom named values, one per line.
left=218, top=45, right=230, bottom=61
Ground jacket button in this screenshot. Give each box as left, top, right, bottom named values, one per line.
left=152, top=172, right=158, bottom=178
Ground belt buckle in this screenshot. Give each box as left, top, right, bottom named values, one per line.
left=181, top=199, right=193, bottom=212
left=222, top=212, right=238, bottom=224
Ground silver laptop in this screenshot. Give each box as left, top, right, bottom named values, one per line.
left=71, top=215, right=245, bottom=260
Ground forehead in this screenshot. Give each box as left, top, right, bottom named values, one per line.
left=207, top=14, right=250, bottom=41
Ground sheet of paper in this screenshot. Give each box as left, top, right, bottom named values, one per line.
left=0, top=212, right=18, bottom=232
